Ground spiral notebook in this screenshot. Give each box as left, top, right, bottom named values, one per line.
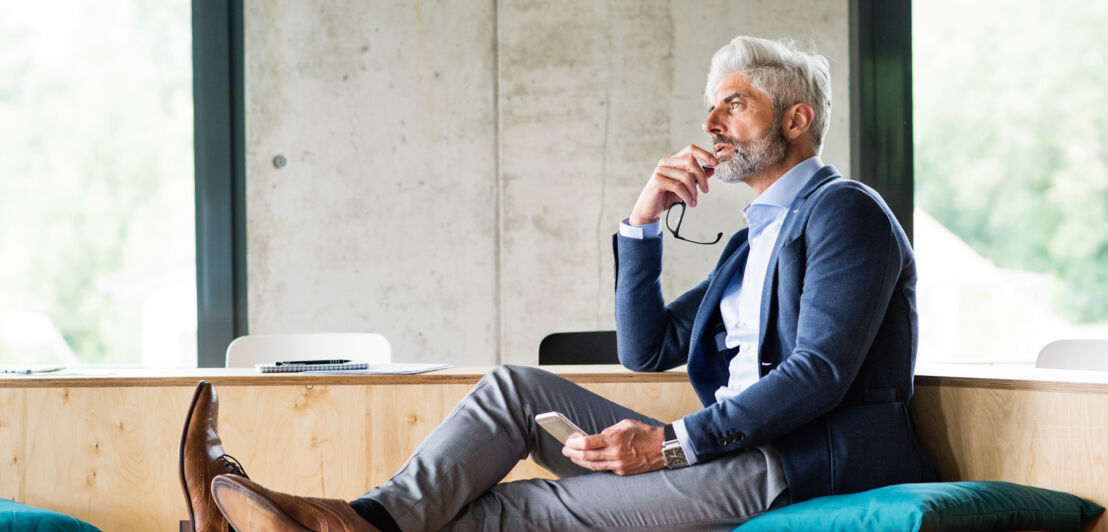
left=256, top=361, right=370, bottom=373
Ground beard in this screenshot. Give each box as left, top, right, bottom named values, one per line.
left=712, top=115, right=788, bottom=184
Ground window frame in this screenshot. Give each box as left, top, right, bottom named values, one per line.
left=849, top=0, right=914, bottom=241
left=187, top=1, right=912, bottom=368
left=192, top=0, right=247, bottom=368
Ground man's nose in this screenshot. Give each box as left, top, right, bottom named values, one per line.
left=702, top=109, right=722, bottom=135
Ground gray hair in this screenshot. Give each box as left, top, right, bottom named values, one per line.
left=705, top=36, right=831, bottom=153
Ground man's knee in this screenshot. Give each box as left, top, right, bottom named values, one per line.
left=485, top=364, right=549, bottom=383
left=479, top=364, right=562, bottom=401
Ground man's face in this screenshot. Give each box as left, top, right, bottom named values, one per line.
left=702, top=72, right=787, bottom=184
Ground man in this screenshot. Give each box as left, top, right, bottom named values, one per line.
left=180, top=35, right=935, bottom=532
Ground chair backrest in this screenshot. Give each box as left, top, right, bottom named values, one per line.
left=225, top=333, right=391, bottom=368
left=1035, top=339, right=1108, bottom=371
left=538, top=330, right=619, bottom=365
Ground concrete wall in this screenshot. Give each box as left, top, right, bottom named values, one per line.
left=244, top=0, right=850, bottom=365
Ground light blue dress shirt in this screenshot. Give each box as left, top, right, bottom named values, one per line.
left=619, top=156, right=823, bottom=463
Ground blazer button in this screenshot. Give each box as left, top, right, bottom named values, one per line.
left=736, top=432, right=745, bottom=442
left=718, top=438, right=726, bottom=446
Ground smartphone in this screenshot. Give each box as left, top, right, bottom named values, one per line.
left=535, top=412, right=588, bottom=444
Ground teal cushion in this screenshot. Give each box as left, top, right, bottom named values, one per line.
left=736, top=481, right=1104, bottom=532
left=0, top=499, right=101, bottom=532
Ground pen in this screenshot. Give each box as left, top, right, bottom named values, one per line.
left=275, top=359, right=352, bottom=366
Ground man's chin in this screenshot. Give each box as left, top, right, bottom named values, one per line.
left=713, top=161, right=751, bottom=184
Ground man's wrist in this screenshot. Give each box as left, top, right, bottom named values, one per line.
left=671, top=419, right=699, bottom=465
left=661, top=424, right=690, bottom=469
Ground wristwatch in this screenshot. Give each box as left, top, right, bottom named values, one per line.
left=661, top=424, right=690, bottom=469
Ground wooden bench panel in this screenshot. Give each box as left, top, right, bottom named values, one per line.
left=2, top=366, right=1105, bottom=531
left=912, top=376, right=1108, bottom=532
left=0, top=368, right=699, bottom=531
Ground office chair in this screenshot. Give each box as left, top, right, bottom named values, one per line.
left=538, top=331, right=620, bottom=365
left=1034, top=339, right=1108, bottom=371
left=225, top=333, right=391, bottom=368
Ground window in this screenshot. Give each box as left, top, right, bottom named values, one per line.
left=912, top=1, right=1108, bottom=365
left=0, top=2, right=243, bottom=368
left=0, top=2, right=195, bottom=366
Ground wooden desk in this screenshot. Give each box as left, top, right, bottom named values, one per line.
left=2, top=365, right=1105, bottom=531
left=0, top=366, right=700, bottom=531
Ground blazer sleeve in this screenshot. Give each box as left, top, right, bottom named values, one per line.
left=680, top=184, right=909, bottom=461
left=612, top=233, right=712, bottom=372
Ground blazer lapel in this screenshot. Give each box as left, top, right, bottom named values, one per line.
left=757, top=165, right=842, bottom=361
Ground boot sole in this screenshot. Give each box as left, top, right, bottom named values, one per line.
left=212, top=476, right=312, bottom=532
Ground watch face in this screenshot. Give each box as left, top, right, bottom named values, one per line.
left=663, top=441, right=689, bottom=469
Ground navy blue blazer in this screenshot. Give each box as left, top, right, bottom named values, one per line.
left=613, top=165, right=936, bottom=502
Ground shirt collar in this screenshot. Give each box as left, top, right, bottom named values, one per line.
left=751, top=156, right=824, bottom=210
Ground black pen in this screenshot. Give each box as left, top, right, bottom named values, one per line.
left=275, top=359, right=352, bottom=366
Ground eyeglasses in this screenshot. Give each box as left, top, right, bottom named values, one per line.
left=665, top=202, right=722, bottom=245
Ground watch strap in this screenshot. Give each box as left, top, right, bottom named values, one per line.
left=663, top=423, right=677, bottom=442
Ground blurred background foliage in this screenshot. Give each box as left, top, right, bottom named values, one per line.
left=914, top=0, right=1108, bottom=324
left=0, top=1, right=195, bottom=365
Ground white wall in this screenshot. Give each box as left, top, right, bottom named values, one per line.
left=244, top=0, right=850, bottom=364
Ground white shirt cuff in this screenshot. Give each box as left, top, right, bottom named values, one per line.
left=619, top=218, right=662, bottom=239
left=672, top=418, right=699, bottom=465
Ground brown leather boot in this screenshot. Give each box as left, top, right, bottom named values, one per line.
left=212, top=474, right=378, bottom=532
left=180, top=380, right=250, bottom=532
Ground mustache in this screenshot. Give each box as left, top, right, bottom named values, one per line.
left=712, top=134, right=739, bottom=147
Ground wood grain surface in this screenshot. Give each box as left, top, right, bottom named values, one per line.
left=1, top=366, right=1105, bottom=530
left=0, top=365, right=692, bottom=388
left=0, top=369, right=700, bottom=531
left=911, top=383, right=1107, bottom=532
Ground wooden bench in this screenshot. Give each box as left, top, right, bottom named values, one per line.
left=0, top=364, right=1103, bottom=531
left=912, top=364, right=1108, bottom=531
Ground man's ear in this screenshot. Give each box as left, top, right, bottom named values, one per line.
left=782, top=103, right=815, bottom=141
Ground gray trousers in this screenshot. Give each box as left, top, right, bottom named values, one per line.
left=361, top=365, right=787, bottom=531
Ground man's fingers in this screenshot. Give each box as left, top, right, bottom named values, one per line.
left=568, top=455, right=618, bottom=472
left=562, top=433, right=619, bottom=462
left=564, top=446, right=613, bottom=462
left=658, top=156, right=711, bottom=194
left=630, top=144, right=717, bottom=225
left=566, top=452, right=651, bottom=476
left=654, top=167, right=700, bottom=206
left=693, top=144, right=719, bottom=167
left=562, top=421, right=664, bottom=477
left=675, top=144, right=719, bottom=167
left=564, top=433, right=608, bottom=451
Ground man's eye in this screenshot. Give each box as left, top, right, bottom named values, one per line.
left=729, top=101, right=742, bottom=111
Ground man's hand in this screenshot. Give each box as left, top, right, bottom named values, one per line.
left=562, top=419, right=666, bottom=476
left=629, top=145, right=717, bottom=226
